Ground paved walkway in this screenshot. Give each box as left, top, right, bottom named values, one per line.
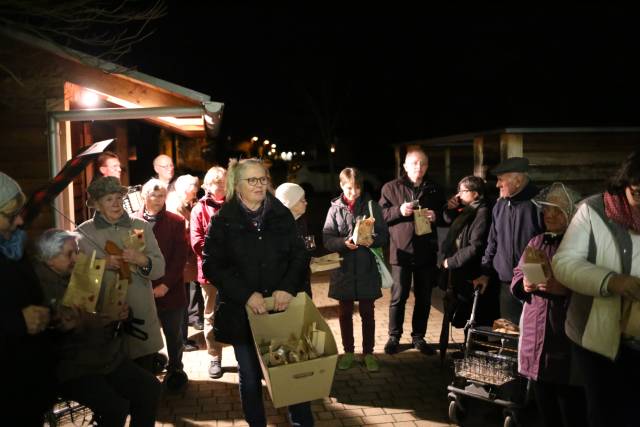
left=58, top=272, right=512, bottom=427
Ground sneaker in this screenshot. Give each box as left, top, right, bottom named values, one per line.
left=337, top=352, right=355, bottom=370
left=384, top=336, right=400, bottom=355
left=208, top=358, right=223, bottom=379
left=363, top=354, right=380, bottom=372
left=413, top=338, right=435, bottom=355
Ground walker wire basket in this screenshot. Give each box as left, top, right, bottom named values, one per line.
left=447, top=289, right=531, bottom=427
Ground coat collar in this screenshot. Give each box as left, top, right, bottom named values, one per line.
left=93, top=211, right=132, bottom=229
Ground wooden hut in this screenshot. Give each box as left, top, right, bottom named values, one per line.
left=395, top=127, right=640, bottom=197
left=0, top=28, right=223, bottom=234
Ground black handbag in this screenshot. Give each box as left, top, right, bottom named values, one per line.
left=213, top=300, right=251, bottom=345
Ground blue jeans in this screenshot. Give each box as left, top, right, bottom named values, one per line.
left=232, top=341, right=314, bottom=427
left=158, top=307, right=185, bottom=371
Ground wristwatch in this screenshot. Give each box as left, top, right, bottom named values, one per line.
left=139, top=257, right=152, bottom=276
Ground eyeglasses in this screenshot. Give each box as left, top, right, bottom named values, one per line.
left=458, top=189, right=473, bottom=193
left=241, top=176, right=269, bottom=186
left=157, top=164, right=174, bottom=169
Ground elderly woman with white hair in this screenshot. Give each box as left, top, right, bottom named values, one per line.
left=276, top=182, right=313, bottom=296
left=33, top=228, right=162, bottom=426
left=0, top=171, right=57, bottom=426
left=166, top=174, right=202, bottom=351
left=510, top=183, right=586, bottom=427
left=134, top=178, right=189, bottom=391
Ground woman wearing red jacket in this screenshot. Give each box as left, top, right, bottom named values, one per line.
left=190, top=166, right=227, bottom=379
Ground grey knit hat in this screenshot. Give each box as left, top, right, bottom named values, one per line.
left=86, top=176, right=127, bottom=208
left=0, top=171, right=24, bottom=211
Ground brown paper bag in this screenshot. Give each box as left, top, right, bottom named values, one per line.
left=413, top=209, right=432, bottom=235
left=123, top=228, right=145, bottom=252
left=352, top=217, right=374, bottom=246
left=62, top=250, right=105, bottom=312
left=101, top=273, right=129, bottom=320
left=621, top=298, right=640, bottom=338
left=310, top=252, right=342, bottom=273
left=522, top=246, right=551, bottom=282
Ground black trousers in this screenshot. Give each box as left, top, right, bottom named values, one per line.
left=571, top=342, right=640, bottom=427
left=388, top=264, right=437, bottom=339
left=532, top=380, right=586, bottom=427
left=60, top=358, right=161, bottom=427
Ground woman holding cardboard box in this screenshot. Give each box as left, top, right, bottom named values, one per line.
left=322, top=167, right=389, bottom=372
left=510, top=182, right=584, bottom=427
left=202, top=158, right=312, bottom=427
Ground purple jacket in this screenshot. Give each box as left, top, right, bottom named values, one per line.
left=511, top=233, right=572, bottom=383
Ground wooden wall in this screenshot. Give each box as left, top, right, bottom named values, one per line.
left=0, top=41, right=66, bottom=237
left=523, top=132, right=639, bottom=196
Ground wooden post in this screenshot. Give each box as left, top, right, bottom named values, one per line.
left=47, top=93, right=75, bottom=230
left=394, top=145, right=401, bottom=178
left=499, top=133, right=523, bottom=160
left=473, top=136, right=484, bottom=178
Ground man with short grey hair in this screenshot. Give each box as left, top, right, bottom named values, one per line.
left=473, top=157, right=543, bottom=324
left=379, top=148, right=445, bottom=355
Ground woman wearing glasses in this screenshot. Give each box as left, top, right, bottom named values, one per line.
left=440, top=176, right=492, bottom=329
left=202, top=159, right=312, bottom=427
left=553, top=151, right=640, bottom=427
left=0, top=171, right=57, bottom=426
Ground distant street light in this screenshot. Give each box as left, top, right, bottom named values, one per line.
left=330, top=144, right=336, bottom=154
left=301, top=151, right=305, bottom=156
left=251, top=136, right=259, bottom=142
left=264, top=139, right=270, bottom=145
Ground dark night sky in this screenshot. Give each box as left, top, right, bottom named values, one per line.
left=123, top=4, right=640, bottom=164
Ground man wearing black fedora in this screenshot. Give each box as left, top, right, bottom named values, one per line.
left=473, top=157, right=544, bottom=324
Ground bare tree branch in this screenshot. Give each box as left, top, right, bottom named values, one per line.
left=0, top=0, right=166, bottom=82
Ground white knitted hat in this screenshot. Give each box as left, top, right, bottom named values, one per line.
left=0, top=171, right=22, bottom=210
left=275, top=183, right=305, bottom=208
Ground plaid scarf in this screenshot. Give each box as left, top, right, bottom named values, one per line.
left=604, top=191, right=640, bottom=234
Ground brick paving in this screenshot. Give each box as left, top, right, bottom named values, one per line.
left=58, top=271, right=512, bottom=427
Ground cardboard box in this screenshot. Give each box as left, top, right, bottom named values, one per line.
left=247, top=293, right=338, bottom=408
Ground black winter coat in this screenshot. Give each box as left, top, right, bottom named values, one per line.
left=322, top=195, right=389, bottom=301
left=379, top=176, right=445, bottom=266
left=481, top=181, right=544, bottom=282
left=0, top=252, right=57, bottom=420
left=442, top=201, right=491, bottom=285
left=202, top=194, right=309, bottom=344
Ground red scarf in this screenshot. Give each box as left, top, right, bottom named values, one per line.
left=342, top=195, right=356, bottom=213
left=604, top=191, right=640, bottom=234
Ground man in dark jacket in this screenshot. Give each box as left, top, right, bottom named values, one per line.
left=379, top=148, right=445, bottom=355
left=473, top=157, right=544, bottom=324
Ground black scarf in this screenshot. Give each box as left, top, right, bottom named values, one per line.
left=441, top=201, right=481, bottom=257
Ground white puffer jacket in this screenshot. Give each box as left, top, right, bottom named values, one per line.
left=553, top=200, right=640, bottom=360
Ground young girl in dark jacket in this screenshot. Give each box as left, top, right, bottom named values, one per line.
left=323, top=167, right=389, bottom=372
